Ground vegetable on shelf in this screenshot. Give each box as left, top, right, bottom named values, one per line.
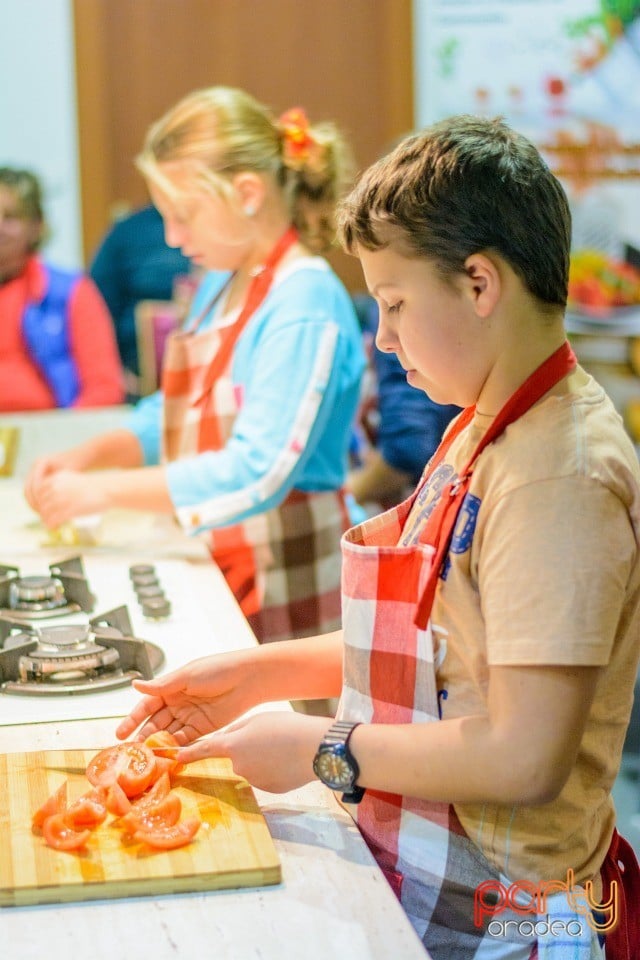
left=568, top=249, right=640, bottom=315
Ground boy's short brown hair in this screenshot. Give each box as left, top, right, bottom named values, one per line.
left=337, top=115, right=571, bottom=309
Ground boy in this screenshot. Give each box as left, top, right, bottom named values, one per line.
left=117, top=116, right=640, bottom=958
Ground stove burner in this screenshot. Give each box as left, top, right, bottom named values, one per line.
left=13, top=623, right=121, bottom=681
left=8, top=576, right=66, bottom=612
left=0, top=606, right=163, bottom=696
left=0, top=557, right=95, bottom=621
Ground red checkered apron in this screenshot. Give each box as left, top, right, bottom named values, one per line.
left=161, top=227, right=348, bottom=642
left=338, top=343, right=638, bottom=957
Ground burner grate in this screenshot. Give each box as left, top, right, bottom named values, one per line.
left=0, top=605, right=163, bottom=696
left=0, top=556, right=96, bottom=621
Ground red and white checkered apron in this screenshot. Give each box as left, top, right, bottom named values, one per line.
left=161, top=227, right=348, bottom=642
left=336, top=344, right=633, bottom=957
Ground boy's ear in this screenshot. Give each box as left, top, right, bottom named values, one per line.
left=463, top=253, right=501, bottom=318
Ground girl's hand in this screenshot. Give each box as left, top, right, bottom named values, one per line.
left=29, top=469, right=110, bottom=528
left=24, top=452, right=74, bottom=513
left=176, top=711, right=332, bottom=794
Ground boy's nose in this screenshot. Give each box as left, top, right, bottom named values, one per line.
left=375, top=318, right=397, bottom=354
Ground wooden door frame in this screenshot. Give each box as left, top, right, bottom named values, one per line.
left=72, top=0, right=414, bottom=284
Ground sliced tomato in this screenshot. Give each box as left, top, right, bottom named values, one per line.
left=143, top=730, right=181, bottom=757
left=144, top=731, right=184, bottom=777
left=85, top=743, right=157, bottom=798
left=105, top=780, right=132, bottom=817
left=32, top=781, right=68, bottom=831
left=133, top=817, right=201, bottom=850
left=132, top=771, right=171, bottom=809
left=153, top=755, right=185, bottom=778
left=42, top=813, right=91, bottom=851
left=119, top=793, right=182, bottom=834
left=64, top=793, right=108, bottom=830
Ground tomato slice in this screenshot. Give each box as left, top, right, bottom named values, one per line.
left=64, top=793, right=108, bottom=830
left=32, top=781, right=68, bottom=831
left=153, top=755, right=185, bottom=778
left=119, top=793, right=182, bottom=834
left=105, top=781, right=132, bottom=817
left=85, top=743, right=157, bottom=798
left=143, top=730, right=181, bottom=757
left=133, top=817, right=201, bottom=850
left=132, top=771, right=171, bottom=809
left=43, top=813, right=91, bottom=851
left=144, top=731, right=184, bottom=777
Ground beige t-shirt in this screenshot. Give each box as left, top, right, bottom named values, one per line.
left=402, top=368, right=640, bottom=885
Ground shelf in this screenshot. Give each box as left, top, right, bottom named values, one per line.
left=565, top=308, right=640, bottom=337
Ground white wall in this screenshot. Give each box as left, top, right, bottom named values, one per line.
left=0, top=0, right=82, bottom=268
left=4, top=0, right=638, bottom=270
left=412, top=0, right=640, bottom=252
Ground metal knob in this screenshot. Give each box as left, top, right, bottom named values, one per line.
left=141, top=596, right=171, bottom=620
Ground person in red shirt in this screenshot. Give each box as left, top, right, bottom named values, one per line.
left=0, top=167, right=124, bottom=411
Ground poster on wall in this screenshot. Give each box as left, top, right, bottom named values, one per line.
left=415, top=0, right=640, bottom=326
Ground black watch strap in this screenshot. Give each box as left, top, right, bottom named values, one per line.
left=338, top=720, right=364, bottom=803
left=341, top=783, right=365, bottom=804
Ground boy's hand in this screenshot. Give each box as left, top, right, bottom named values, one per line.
left=176, top=711, right=333, bottom=794
left=115, top=652, right=263, bottom=744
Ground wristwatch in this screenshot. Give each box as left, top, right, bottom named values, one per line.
left=313, top=720, right=365, bottom=804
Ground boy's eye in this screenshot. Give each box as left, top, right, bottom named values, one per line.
left=387, top=301, right=403, bottom=314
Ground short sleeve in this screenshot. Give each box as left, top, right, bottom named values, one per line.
left=479, top=476, right=636, bottom=666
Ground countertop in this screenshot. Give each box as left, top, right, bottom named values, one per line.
left=0, top=425, right=428, bottom=960
left=0, top=718, right=426, bottom=960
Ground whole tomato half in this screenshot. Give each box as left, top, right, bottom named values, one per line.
left=86, top=743, right=158, bottom=798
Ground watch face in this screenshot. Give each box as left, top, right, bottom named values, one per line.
left=313, top=747, right=355, bottom=790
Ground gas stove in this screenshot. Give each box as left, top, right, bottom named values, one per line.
left=0, top=552, right=250, bottom=727
left=0, top=556, right=165, bottom=699
left=0, top=605, right=163, bottom=696
left=0, top=556, right=95, bottom=621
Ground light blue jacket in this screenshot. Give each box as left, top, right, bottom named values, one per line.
left=128, top=258, right=365, bottom=535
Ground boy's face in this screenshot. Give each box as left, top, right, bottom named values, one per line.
left=358, top=244, right=490, bottom=409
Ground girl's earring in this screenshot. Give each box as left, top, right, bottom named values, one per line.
left=243, top=204, right=256, bottom=217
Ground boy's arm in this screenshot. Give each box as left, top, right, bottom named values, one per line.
left=350, top=662, right=601, bottom=805
left=116, top=631, right=345, bottom=743
left=201, top=661, right=601, bottom=801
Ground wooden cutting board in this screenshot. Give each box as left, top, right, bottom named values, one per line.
left=0, top=749, right=281, bottom=907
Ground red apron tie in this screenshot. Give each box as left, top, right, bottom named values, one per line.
left=415, top=340, right=577, bottom=630
left=191, top=225, right=299, bottom=443
left=600, top=828, right=640, bottom=960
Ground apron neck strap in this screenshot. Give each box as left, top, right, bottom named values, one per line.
left=254, top=224, right=299, bottom=277
left=415, top=340, right=577, bottom=629
left=461, top=339, right=578, bottom=472
left=193, top=225, right=299, bottom=409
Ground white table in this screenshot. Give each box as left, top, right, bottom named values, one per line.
left=0, top=404, right=131, bottom=479
left=0, top=718, right=426, bottom=960
left=0, top=453, right=428, bottom=960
